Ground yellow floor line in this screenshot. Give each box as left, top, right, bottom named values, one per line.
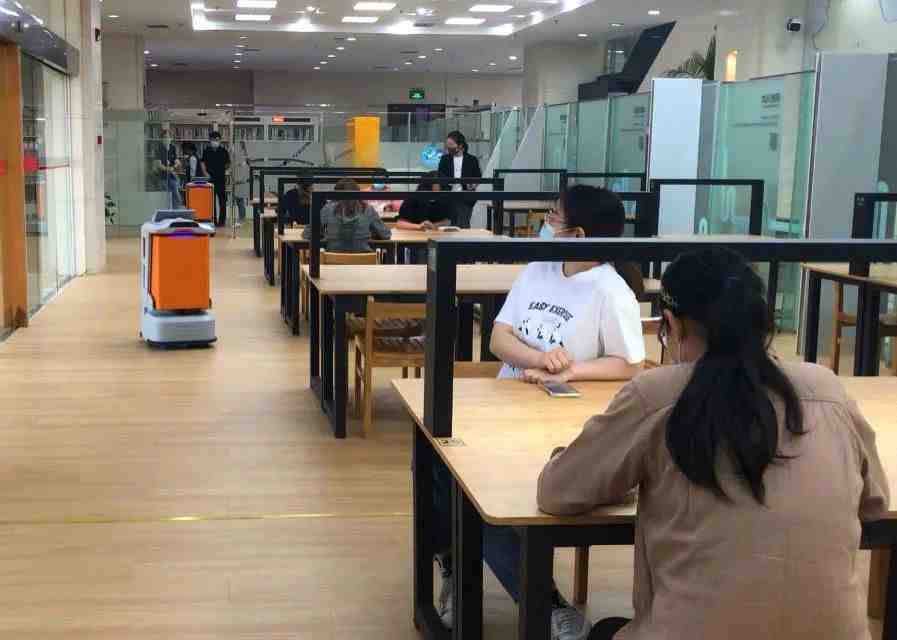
left=0, top=511, right=412, bottom=527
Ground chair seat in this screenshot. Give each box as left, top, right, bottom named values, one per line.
left=345, top=314, right=424, bottom=337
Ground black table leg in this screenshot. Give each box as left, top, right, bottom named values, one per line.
left=480, top=294, right=505, bottom=362
left=884, top=544, right=897, bottom=639
left=291, top=252, right=302, bottom=336
left=767, top=261, right=779, bottom=323
left=253, top=205, right=262, bottom=257
left=803, top=271, right=821, bottom=364
left=280, top=242, right=288, bottom=321
left=263, top=219, right=275, bottom=286
left=456, top=302, right=474, bottom=362
left=860, top=285, right=882, bottom=376
left=322, top=294, right=335, bottom=417
left=310, top=283, right=320, bottom=385
left=453, top=480, right=483, bottom=640
left=332, top=296, right=349, bottom=439
left=854, top=283, right=869, bottom=377
left=518, top=526, right=554, bottom=640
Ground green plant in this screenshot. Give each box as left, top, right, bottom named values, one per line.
left=104, top=193, right=117, bottom=226
left=665, top=33, right=716, bottom=80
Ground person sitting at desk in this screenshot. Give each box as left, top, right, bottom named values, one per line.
left=364, top=183, right=402, bottom=216
left=396, top=172, right=451, bottom=231
left=491, top=184, right=646, bottom=383
left=280, top=184, right=310, bottom=225
left=432, top=186, right=645, bottom=640
left=538, top=247, right=890, bottom=640
left=302, top=178, right=391, bottom=252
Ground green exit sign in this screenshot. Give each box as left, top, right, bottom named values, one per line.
left=409, top=88, right=426, bottom=100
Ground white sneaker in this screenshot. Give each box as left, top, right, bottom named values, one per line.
left=551, top=606, right=591, bottom=640
left=437, top=575, right=453, bottom=628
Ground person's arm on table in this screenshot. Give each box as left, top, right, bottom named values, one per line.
left=369, top=206, right=392, bottom=240
left=522, top=357, right=641, bottom=384
left=848, top=397, right=891, bottom=520
left=491, top=322, right=572, bottom=374
left=537, top=381, right=650, bottom=515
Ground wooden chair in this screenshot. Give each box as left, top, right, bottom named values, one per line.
left=301, top=250, right=377, bottom=322
left=454, top=361, right=503, bottom=378
left=572, top=317, right=665, bottom=605
left=830, top=282, right=897, bottom=374
left=354, top=298, right=427, bottom=437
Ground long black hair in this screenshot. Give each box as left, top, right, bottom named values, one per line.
left=446, top=130, right=467, bottom=153
left=660, top=248, right=804, bottom=504
left=416, top=170, right=442, bottom=192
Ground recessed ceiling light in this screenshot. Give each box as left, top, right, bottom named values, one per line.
left=417, top=54, right=427, bottom=59
left=313, top=66, right=321, bottom=69
left=336, top=45, right=345, bottom=50
left=508, top=55, right=517, bottom=60
left=342, top=15, right=379, bottom=22
left=144, top=49, right=150, bottom=54
left=404, top=60, right=413, bottom=65
left=327, top=54, right=336, bottom=58
left=433, top=47, right=444, bottom=51
left=235, top=13, right=272, bottom=21
left=107, top=14, right=119, bottom=18
left=235, top=44, right=247, bottom=48
left=445, top=16, right=485, bottom=24
left=347, top=36, right=357, bottom=41
left=488, top=61, right=496, bottom=65
left=577, top=32, right=587, bottom=37
left=353, top=1, right=396, bottom=10
left=648, top=9, right=660, bottom=15
left=233, top=59, right=241, bottom=63
left=513, top=14, right=526, bottom=18
left=306, top=5, right=316, bottom=10
left=236, top=0, right=277, bottom=8
left=718, top=9, right=738, bottom=16
left=150, top=63, right=159, bottom=67
left=320, top=60, right=328, bottom=64
left=469, top=4, right=512, bottom=12
left=416, top=7, right=434, bottom=15
left=610, top=22, right=624, bottom=27
left=471, top=68, right=479, bottom=72
left=234, top=52, right=243, bottom=56
left=240, top=35, right=249, bottom=38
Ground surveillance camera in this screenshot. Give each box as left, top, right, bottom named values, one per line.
left=786, top=17, right=803, bottom=32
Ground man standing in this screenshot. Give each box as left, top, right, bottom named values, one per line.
left=158, top=130, right=182, bottom=208
left=437, top=130, right=481, bottom=228
left=201, top=131, right=231, bottom=227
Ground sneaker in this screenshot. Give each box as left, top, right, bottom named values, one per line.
left=437, top=574, right=453, bottom=628
left=551, top=606, right=591, bottom=640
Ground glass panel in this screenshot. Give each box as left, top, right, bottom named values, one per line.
left=574, top=99, right=609, bottom=173
left=22, top=54, right=75, bottom=316
left=705, top=71, right=816, bottom=329
left=542, top=103, right=570, bottom=191
left=607, top=93, right=649, bottom=174
left=494, top=109, right=521, bottom=170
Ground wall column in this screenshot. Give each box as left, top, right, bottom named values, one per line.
left=522, top=41, right=606, bottom=106
left=101, top=34, right=145, bottom=110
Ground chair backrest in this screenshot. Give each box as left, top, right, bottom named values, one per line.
left=321, top=251, right=378, bottom=265
left=454, top=361, right=503, bottom=378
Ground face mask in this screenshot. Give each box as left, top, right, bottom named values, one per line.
left=210, top=141, right=220, bottom=149
left=539, top=222, right=556, bottom=241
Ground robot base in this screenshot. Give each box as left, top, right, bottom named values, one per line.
left=142, top=310, right=216, bottom=348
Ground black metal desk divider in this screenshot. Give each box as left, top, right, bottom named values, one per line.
left=852, top=193, right=897, bottom=274
left=649, top=178, right=765, bottom=236
left=422, top=237, right=897, bottom=437
left=562, top=172, right=648, bottom=192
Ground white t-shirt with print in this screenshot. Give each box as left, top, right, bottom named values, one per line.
left=494, top=262, right=646, bottom=379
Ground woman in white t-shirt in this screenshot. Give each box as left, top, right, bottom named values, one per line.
left=432, top=186, right=647, bottom=640
left=491, top=184, right=646, bottom=383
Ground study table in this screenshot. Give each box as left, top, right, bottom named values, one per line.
left=802, top=262, right=897, bottom=376
left=486, top=201, right=554, bottom=237
left=307, top=264, right=524, bottom=439
left=393, top=376, right=897, bottom=640
left=251, top=196, right=279, bottom=257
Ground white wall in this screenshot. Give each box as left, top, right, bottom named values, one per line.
left=145, top=70, right=521, bottom=109
left=102, top=34, right=145, bottom=110
left=813, top=0, right=897, bottom=51
left=522, top=41, right=605, bottom=106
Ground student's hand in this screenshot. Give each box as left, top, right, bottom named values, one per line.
left=522, top=368, right=572, bottom=385
left=538, top=347, right=572, bottom=374
left=420, top=221, right=436, bottom=231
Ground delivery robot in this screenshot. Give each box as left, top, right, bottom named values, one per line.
left=140, top=209, right=217, bottom=347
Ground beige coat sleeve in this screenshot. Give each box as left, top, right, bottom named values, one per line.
left=846, top=398, right=891, bottom=521
left=537, top=380, right=651, bottom=515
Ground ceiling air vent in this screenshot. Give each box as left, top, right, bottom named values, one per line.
left=399, top=50, right=419, bottom=55
left=146, top=24, right=170, bottom=29
left=374, top=65, right=393, bottom=70
left=413, top=20, right=435, bottom=27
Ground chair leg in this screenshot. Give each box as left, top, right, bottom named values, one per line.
left=353, top=346, right=362, bottom=419
left=831, top=283, right=844, bottom=375
left=573, top=546, right=589, bottom=605
left=362, top=360, right=374, bottom=438
left=868, top=548, right=891, bottom=619
left=891, top=335, right=897, bottom=376
left=402, top=367, right=408, bottom=379
left=414, top=367, right=422, bottom=379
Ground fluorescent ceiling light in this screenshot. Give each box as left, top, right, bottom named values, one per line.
left=336, top=46, right=345, bottom=50
left=144, top=49, right=150, bottom=54
left=319, top=60, right=327, bottom=64
left=609, top=22, right=623, bottom=27
left=236, top=0, right=277, bottom=8
left=513, top=14, right=526, bottom=18
left=433, top=47, right=444, bottom=52
left=445, top=16, right=485, bottom=24
left=469, top=4, right=512, bottom=11
left=240, top=34, right=249, bottom=38
left=236, top=44, right=247, bottom=47
left=0, top=7, right=20, bottom=17
left=648, top=9, right=660, bottom=15
left=417, top=54, right=427, bottom=59
left=353, top=1, right=396, bottom=10
left=313, top=66, right=321, bottom=69
left=235, top=13, right=272, bottom=21
left=346, top=36, right=357, bottom=40
left=491, top=22, right=513, bottom=34
left=488, top=61, right=496, bottom=65
left=404, top=61, right=413, bottom=65
left=471, top=68, right=479, bottom=72
left=106, top=14, right=119, bottom=18
left=508, top=55, right=517, bottom=60
left=327, top=54, right=336, bottom=57
left=577, top=32, right=587, bottom=37
left=342, top=15, right=379, bottom=22
left=150, top=63, right=159, bottom=67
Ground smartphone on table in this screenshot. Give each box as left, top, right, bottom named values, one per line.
left=541, top=382, right=582, bottom=398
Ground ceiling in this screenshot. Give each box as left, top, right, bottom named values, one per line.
left=97, top=0, right=725, bottom=72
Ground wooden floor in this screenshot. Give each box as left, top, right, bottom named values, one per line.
left=0, top=236, right=881, bottom=638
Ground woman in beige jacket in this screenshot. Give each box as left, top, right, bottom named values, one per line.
left=538, top=247, right=890, bottom=640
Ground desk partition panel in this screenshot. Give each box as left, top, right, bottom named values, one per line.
left=563, top=172, right=648, bottom=192
left=852, top=192, right=897, bottom=275
left=422, top=237, right=897, bottom=437
left=650, top=178, right=765, bottom=236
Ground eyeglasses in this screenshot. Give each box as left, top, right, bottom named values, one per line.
left=658, top=318, right=669, bottom=350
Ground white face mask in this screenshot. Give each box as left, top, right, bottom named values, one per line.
left=539, top=222, right=556, bottom=241
left=210, top=141, right=220, bottom=149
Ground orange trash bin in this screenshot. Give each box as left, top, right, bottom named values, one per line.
left=185, top=181, right=215, bottom=223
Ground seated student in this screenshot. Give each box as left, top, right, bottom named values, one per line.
left=303, top=178, right=391, bottom=252
left=365, top=183, right=402, bottom=216
left=396, top=172, right=451, bottom=231
left=538, top=247, right=890, bottom=640
left=432, top=185, right=646, bottom=640
left=280, top=184, right=310, bottom=225
left=491, top=184, right=646, bottom=383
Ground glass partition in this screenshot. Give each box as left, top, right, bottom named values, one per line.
left=607, top=93, right=650, bottom=176
left=573, top=99, right=610, bottom=173
left=542, top=103, right=571, bottom=190
left=493, top=108, right=521, bottom=171
left=22, top=54, right=76, bottom=315
left=702, top=71, right=816, bottom=329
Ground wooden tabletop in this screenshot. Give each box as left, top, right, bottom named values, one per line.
left=487, top=201, right=554, bottom=212
left=644, top=278, right=661, bottom=296
left=279, top=228, right=501, bottom=247
left=305, top=264, right=525, bottom=295
left=802, top=262, right=897, bottom=289
left=392, top=377, right=897, bottom=526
